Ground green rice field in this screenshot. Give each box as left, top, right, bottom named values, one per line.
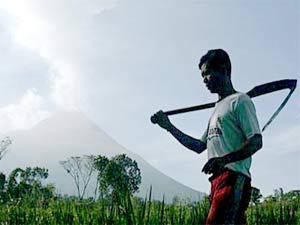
left=0, top=191, right=299, bottom=225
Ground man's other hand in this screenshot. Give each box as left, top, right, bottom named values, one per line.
left=202, top=157, right=226, bottom=174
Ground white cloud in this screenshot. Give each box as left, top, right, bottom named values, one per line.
left=0, top=0, right=119, bottom=109
left=0, top=89, right=49, bottom=132
left=49, top=63, right=86, bottom=110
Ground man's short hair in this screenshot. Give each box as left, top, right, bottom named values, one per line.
left=199, top=49, right=231, bottom=77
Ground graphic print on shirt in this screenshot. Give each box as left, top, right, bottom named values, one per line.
left=207, top=117, right=223, bottom=141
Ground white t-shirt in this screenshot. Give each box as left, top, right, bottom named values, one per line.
left=200, top=92, right=261, bottom=178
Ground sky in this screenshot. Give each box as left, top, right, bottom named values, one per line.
left=0, top=0, right=298, bottom=197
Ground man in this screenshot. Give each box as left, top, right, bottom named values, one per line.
left=152, top=49, right=263, bottom=225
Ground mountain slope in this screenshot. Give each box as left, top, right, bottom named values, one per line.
left=0, top=111, right=204, bottom=202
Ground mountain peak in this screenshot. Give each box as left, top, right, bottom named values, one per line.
left=2, top=110, right=204, bottom=202
left=33, top=110, right=98, bottom=131
left=31, top=110, right=115, bottom=146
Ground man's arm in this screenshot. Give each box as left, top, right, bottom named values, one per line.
left=167, top=124, right=207, bottom=154
left=222, top=133, right=262, bottom=163
left=202, top=133, right=262, bottom=174
left=153, top=111, right=206, bottom=154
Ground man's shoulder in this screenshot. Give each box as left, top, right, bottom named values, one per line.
left=216, top=92, right=253, bottom=112
left=231, top=92, right=252, bottom=103
left=220, top=92, right=249, bottom=104
left=229, top=92, right=254, bottom=111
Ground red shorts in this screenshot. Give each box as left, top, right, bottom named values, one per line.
left=206, top=169, right=251, bottom=225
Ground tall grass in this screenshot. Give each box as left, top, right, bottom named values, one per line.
left=247, top=197, right=300, bottom=225
left=0, top=191, right=299, bottom=224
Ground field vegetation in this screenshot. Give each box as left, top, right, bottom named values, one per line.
left=0, top=187, right=299, bottom=224
left=0, top=140, right=299, bottom=224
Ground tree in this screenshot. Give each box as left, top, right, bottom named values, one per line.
left=250, top=186, right=263, bottom=205
left=5, top=167, right=54, bottom=200
left=0, top=172, right=6, bottom=199
left=90, top=155, right=109, bottom=199
left=60, top=155, right=96, bottom=199
left=0, top=137, right=12, bottom=160
left=283, top=190, right=300, bottom=200
left=274, top=187, right=284, bottom=201
left=7, top=167, right=24, bottom=198
left=93, top=154, right=141, bottom=200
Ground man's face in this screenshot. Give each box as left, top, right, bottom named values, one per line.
left=200, top=62, right=226, bottom=93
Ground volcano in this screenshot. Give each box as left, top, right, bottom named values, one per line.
left=0, top=110, right=204, bottom=202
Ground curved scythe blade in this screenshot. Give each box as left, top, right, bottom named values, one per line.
left=261, top=80, right=297, bottom=132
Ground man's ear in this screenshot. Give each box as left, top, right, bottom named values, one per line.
left=219, top=65, right=228, bottom=77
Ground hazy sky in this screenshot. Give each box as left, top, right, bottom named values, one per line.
left=0, top=0, right=298, bottom=196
